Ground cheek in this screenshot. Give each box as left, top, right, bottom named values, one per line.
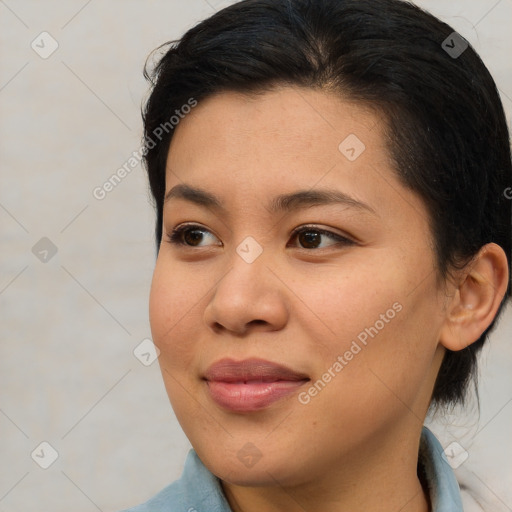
left=292, top=258, right=440, bottom=387
left=291, top=263, right=401, bottom=350
left=320, top=290, right=440, bottom=416
left=149, top=259, right=204, bottom=367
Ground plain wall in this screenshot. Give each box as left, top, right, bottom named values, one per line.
left=1, top=1, right=511, bottom=510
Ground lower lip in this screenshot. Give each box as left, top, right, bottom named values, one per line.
left=205, top=380, right=308, bottom=412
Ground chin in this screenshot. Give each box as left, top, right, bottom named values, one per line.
left=197, top=443, right=307, bottom=488
left=214, top=462, right=289, bottom=488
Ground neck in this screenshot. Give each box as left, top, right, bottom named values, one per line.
left=221, top=424, right=431, bottom=512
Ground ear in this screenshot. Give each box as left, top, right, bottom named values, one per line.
left=439, top=243, right=509, bottom=351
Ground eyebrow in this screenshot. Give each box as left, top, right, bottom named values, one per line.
left=164, top=184, right=377, bottom=216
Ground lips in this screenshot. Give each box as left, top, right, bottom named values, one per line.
left=203, top=358, right=309, bottom=412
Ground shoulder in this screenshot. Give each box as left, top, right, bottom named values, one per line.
left=118, top=449, right=232, bottom=512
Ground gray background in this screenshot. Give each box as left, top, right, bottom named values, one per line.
left=0, top=1, right=511, bottom=511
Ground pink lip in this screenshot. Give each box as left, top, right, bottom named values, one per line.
left=203, top=358, right=309, bottom=412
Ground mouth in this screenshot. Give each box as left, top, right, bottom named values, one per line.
left=203, top=358, right=310, bottom=412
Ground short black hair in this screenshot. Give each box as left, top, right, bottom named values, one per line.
left=141, top=0, right=512, bottom=407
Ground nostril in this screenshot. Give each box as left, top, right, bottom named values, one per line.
left=249, top=319, right=267, bottom=326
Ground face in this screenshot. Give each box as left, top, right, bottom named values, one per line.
left=149, top=86, right=448, bottom=488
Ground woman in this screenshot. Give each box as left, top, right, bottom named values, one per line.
left=122, top=0, right=511, bottom=510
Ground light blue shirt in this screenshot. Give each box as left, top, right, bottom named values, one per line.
left=121, top=426, right=463, bottom=512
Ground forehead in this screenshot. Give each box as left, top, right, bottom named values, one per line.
left=166, top=86, right=388, bottom=180
left=164, top=87, right=427, bottom=226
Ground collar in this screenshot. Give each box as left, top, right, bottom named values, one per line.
left=419, top=426, right=464, bottom=512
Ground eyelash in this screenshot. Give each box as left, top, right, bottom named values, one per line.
left=166, top=223, right=355, bottom=250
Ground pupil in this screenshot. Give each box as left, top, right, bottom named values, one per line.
left=300, top=231, right=320, bottom=248
left=185, top=230, right=203, bottom=245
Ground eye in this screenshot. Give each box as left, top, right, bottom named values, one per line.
left=288, top=225, right=355, bottom=250
left=166, top=224, right=221, bottom=248
left=166, top=223, right=355, bottom=250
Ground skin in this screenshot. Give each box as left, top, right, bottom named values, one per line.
left=149, top=86, right=509, bottom=512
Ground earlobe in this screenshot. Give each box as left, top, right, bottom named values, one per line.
left=439, top=243, right=509, bottom=352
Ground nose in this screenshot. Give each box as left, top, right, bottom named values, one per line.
left=203, top=249, right=289, bottom=336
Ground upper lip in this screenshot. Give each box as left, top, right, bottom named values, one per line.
left=203, top=358, right=309, bottom=383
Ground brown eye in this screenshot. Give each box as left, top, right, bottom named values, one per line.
left=167, top=225, right=220, bottom=247
left=289, top=226, right=354, bottom=250
left=298, top=230, right=322, bottom=249
left=182, top=228, right=206, bottom=246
